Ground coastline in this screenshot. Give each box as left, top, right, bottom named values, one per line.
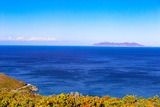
left=0, top=73, right=160, bottom=106
left=0, top=73, right=38, bottom=92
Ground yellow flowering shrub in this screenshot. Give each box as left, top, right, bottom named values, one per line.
left=0, top=90, right=160, bottom=107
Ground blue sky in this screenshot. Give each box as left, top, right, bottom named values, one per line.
left=0, top=0, right=160, bottom=46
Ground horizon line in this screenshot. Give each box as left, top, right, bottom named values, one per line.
left=0, top=44, right=159, bottom=48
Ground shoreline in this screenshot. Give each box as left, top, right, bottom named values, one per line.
left=0, top=73, right=38, bottom=92
left=0, top=73, right=160, bottom=106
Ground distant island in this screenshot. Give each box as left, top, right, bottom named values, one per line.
left=94, top=42, right=144, bottom=47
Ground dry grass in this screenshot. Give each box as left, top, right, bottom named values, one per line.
left=0, top=73, right=25, bottom=90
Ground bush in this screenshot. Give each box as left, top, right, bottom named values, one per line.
left=0, top=90, right=160, bottom=107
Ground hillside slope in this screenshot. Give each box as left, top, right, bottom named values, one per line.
left=0, top=73, right=25, bottom=90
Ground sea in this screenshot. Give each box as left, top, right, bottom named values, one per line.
left=0, top=46, right=160, bottom=97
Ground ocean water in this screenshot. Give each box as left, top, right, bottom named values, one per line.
left=0, top=46, right=160, bottom=97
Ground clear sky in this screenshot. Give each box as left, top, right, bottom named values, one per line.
left=0, top=0, right=160, bottom=46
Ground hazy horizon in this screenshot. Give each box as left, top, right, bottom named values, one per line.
left=0, top=0, right=160, bottom=46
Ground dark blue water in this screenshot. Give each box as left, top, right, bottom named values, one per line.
left=0, top=46, right=160, bottom=97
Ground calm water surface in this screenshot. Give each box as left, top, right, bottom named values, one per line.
left=0, top=46, right=160, bottom=97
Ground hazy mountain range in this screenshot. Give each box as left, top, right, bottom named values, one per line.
left=94, top=42, right=144, bottom=47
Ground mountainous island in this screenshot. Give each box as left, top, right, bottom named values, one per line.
left=94, top=42, right=144, bottom=47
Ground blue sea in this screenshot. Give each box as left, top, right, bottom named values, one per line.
left=0, top=46, right=160, bottom=97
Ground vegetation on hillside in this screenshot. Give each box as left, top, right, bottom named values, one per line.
left=1, top=90, right=160, bottom=107
left=0, top=73, right=160, bottom=107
